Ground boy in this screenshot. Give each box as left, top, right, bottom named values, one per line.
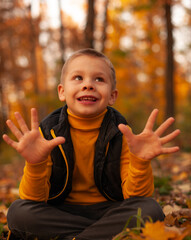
left=3, top=48, right=180, bottom=240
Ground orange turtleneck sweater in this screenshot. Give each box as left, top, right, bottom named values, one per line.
left=19, top=109, right=154, bottom=204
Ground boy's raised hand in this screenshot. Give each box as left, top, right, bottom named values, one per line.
left=118, top=109, right=180, bottom=161
left=2, top=108, right=65, bottom=164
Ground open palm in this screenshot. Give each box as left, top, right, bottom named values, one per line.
left=118, top=109, right=180, bottom=160
left=2, top=108, right=65, bottom=164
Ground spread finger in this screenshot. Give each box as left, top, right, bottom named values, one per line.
left=14, top=112, right=29, bottom=133
left=2, top=134, right=19, bottom=149
left=160, top=129, right=180, bottom=145
left=6, top=119, right=23, bottom=140
left=31, top=108, right=39, bottom=130
left=155, top=117, right=175, bottom=137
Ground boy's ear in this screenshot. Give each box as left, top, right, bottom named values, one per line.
left=108, top=89, right=118, bottom=106
left=58, top=84, right=66, bottom=102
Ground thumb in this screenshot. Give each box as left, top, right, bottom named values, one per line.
left=118, top=124, right=133, bottom=139
left=48, top=137, right=65, bottom=150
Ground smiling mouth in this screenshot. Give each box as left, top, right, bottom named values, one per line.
left=78, top=96, right=97, bottom=102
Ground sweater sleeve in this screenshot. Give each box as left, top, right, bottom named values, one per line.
left=120, top=135, right=154, bottom=199
left=19, top=156, right=52, bottom=202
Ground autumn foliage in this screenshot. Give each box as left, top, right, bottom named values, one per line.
left=0, top=0, right=191, bottom=148
left=0, top=0, right=191, bottom=239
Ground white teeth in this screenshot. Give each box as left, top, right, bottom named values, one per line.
left=79, top=97, right=96, bottom=101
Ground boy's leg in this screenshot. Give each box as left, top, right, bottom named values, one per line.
left=75, top=197, right=165, bottom=240
left=8, top=197, right=164, bottom=240
left=7, top=199, right=95, bottom=240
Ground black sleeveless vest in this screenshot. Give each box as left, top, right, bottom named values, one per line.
left=39, top=105, right=127, bottom=205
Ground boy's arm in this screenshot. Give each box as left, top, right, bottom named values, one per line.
left=2, top=108, right=65, bottom=201
left=19, top=158, right=52, bottom=201
left=119, top=109, right=180, bottom=198
left=120, top=136, right=154, bottom=198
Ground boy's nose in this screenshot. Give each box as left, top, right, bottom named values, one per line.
left=82, top=79, right=95, bottom=91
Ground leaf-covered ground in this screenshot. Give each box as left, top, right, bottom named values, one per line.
left=114, top=152, right=191, bottom=240
left=0, top=152, right=190, bottom=240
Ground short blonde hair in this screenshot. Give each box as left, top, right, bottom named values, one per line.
left=60, top=48, right=116, bottom=89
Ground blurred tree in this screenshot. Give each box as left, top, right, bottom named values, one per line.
left=0, top=2, right=7, bottom=138
left=28, top=4, right=43, bottom=96
left=84, top=0, right=95, bottom=48
left=0, top=72, right=7, bottom=140
left=100, top=0, right=109, bottom=52
left=58, top=0, right=65, bottom=64
left=164, top=0, right=175, bottom=119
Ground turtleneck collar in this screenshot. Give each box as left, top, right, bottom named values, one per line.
left=67, top=109, right=107, bottom=130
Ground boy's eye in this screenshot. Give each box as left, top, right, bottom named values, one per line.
left=74, top=75, right=83, bottom=81
left=95, top=77, right=104, bottom=82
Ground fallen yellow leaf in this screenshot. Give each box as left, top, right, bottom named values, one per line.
left=142, top=221, right=179, bottom=240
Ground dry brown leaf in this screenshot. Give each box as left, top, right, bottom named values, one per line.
left=0, top=212, right=7, bottom=224
left=165, top=209, right=191, bottom=227
left=163, top=204, right=181, bottom=216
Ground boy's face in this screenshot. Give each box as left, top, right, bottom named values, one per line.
left=58, top=55, right=118, bottom=118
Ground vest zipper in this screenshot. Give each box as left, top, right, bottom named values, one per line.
left=103, top=190, right=116, bottom=201
left=102, top=142, right=116, bottom=202
left=7, top=230, right=11, bottom=240
left=47, top=130, right=115, bottom=201
left=48, top=129, right=69, bottom=200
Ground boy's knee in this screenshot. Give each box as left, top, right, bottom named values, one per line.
left=8, top=200, right=26, bottom=228
left=7, top=199, right=38, bottom=230
left=139, top=197, right=165, bottom=222
left=123, top=197, right=165, bottom=223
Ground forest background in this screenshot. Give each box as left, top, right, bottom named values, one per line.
left=0, top=0, right=191, bottom=156
left=0, top=0, right=191, bottom=152
left=0, top=0, right=191, bottom=239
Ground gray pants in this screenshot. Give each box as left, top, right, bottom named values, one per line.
left=7, top=197, right=164, bottom=240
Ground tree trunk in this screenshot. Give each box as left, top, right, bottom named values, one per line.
left=164, top=1, right=175, bottom=119
left=28, top=4, right=39, bottom=95
left=84, top=0, right=95, bottom=48
left=0, top=79, right=7, bottom=139
left=58, top=0, right=65, bottom=64
left=100, top=0, right=109, bottom=53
